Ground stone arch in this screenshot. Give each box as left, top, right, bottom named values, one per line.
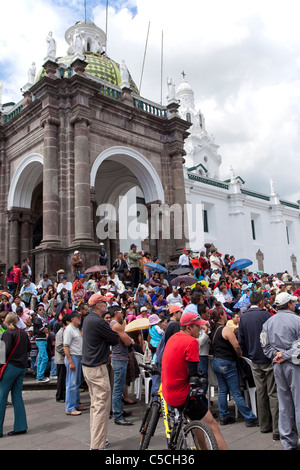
left=90, top=146, right=165, bottom=260
left=7, top=153, right=43, bottom=210
left=90, top=146, right=165, bottom=204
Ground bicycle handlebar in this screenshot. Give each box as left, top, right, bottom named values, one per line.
left=139, top=363, right=161, bottom=376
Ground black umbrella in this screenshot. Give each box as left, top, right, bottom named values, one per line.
left=170, top=266, right=193, bottom=276
left=171, top=275, right=195, bottom=287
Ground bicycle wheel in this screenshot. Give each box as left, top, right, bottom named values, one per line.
left=176, top=420, right=218, bottom=450
left=138, top=401, right=161, bottom=450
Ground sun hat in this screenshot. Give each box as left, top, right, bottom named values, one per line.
left=180, top=312, right=204, bottom=327
left=148, top=314, right=161, bottom=326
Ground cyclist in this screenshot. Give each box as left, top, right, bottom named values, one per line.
left=161, top=311, right=228, bottom=450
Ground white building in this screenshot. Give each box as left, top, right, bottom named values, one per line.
left=178, top=75, right=300, bottom=275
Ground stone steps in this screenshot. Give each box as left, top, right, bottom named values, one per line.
left=23, top=371, right=57, bottom=390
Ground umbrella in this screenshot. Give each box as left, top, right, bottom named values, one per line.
left=230, top=259, right=253, bottom=271
left=171, top=275, right=195, bottom=287
left=190, top=280, right=209, bottom=290
left=169, top=266, right=193, bottom=276
left=144, top=262, right=168, bottom=274
left=84, top=265, right=108, bottom=274
left=0, top=291, right=12, bottom=299
left=125, top=318, right=150, bottom=332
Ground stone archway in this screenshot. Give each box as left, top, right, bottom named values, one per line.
left=7, top=154, right=43, bottom=266
left=91, top=146, right=165, bottom=262
left=7, top=154, right=43, bottom=211
left=90, top=146, right=165, bottom=204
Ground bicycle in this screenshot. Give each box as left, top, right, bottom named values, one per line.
left=138, top=364, right=218, bottom=450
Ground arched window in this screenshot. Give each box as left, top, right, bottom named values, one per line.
left=186, top=112, right=191, bottom=123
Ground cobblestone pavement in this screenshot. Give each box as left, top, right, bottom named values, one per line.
left=0, top=375, right=285, bottom=452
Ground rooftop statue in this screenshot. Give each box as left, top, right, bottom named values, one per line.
left=45, top=31, right=56, bottom=61
left=120, top=59, right=129, bottom=86
left=28, top=62, right=36, bottom=85
left=166, top=77, right=176, bottom=102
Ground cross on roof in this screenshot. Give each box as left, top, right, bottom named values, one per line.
left=181, top=71, right=186, bottom=79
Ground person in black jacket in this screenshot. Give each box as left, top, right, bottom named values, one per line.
left=0, top=313, right=31, bottom=437
left=112, top=253, right=128, bottom=281
left=238, top=291, right=279, bottom=440
left=82, top=293, right=120, bottom=450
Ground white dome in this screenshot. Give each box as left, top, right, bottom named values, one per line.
left=176, top=78, right=193, bottom=95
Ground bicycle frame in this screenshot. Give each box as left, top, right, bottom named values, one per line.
left=157, top=384, right=172, bottom=446
left=138, top=364, right=217, bottom=451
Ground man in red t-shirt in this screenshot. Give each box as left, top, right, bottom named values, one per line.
left=161, top=312, right=228, bottom=450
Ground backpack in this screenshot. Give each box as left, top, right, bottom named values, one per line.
left=156, top=320, right=175, bottom=371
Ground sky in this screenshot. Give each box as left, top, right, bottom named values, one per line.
left=1, top=0, right=300, bottom=202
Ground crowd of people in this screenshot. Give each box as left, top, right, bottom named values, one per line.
left=0, top=245, right=300, bottom=450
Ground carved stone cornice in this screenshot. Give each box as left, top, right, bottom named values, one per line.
left=6, top=210, right=20, bottom=223
left=40, top=116, right=60, bottom=128
left=69, top=113, right=90, bottom=128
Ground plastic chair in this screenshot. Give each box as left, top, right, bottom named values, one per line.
left=241, top=357, right=257, bottom=417
left=133, top=352, right=152, bottom=404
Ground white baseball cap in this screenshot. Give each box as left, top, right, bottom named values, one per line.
left=275, top=292, right=297, bottom=306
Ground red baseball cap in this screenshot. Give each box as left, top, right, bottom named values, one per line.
left=180, top=312, right=205, bottom=327
left=88, top=293, right=110, bottom=307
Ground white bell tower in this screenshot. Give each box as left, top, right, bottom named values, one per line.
left=176, top=73, right=222, bottom=179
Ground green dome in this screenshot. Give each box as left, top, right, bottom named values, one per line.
left=36, top=52, right=139, bottom=94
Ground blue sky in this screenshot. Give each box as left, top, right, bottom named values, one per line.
left=48, top=0, right=138, bottom=19
left=1, top=0, right=300, bottom=202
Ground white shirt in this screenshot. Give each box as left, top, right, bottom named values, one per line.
left=210, top=255, right=221, bottom=270
left=11, top=301, right=26, bottom=313
left=63, top=323, right=83, bottom=356
left=166, top=293, right=183, bottom=306
left=179, top=254, right=190, bottom=266
left=211, top=272, right=221, bottom=282
left=57, top=281, right=72, bottom=293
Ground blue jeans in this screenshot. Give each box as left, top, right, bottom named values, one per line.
left=64, top=355, right=82, bottom=412
left=153, top=286, right=165, bottom=297
left=111, top=359, right=128, bottom=421
left=213, top=357, right=257, bottom=422
left=0, top=364, right=27, bottom=434
left=36, top=340, right=48, bottom=380
left=198, top=356, right=208, bottom=395
left=50, top=356, right=57, bottom=377
left=30, top=356, right=37, bottom=376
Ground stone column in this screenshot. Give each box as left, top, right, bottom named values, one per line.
left=41, top=116, right=61, bottom=244
left=71, top=116, right=93, bottom=243
left=7, top=211, right=19, bottom=266
left=146, top=202, right=158, bottom=258
left=170, top=151, right=188, bottom=254
left=291, top=254, right=297, bottom=277
left=20, top=210, right=32, bottom=261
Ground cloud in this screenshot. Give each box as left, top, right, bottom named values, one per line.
left=1, top=0, right=300, bottom=202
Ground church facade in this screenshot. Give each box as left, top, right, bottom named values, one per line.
left=0, top=21, right=190, bottom=281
